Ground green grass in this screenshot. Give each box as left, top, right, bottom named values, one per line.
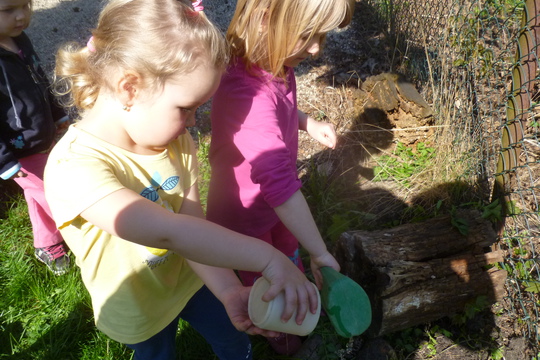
left=0, top=189, right=348, bottom=359
left=0, top=193, right=130, bottom=359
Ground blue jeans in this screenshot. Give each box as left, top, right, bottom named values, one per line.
left=125, top=286, right=252, bottom=360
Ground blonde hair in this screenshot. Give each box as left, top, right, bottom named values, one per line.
left=54, top=0, right=229, bottom=111
left=227, top=0, right=354, bottom=79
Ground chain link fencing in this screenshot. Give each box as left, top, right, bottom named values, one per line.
left=363, top=0, right=539, bottom=352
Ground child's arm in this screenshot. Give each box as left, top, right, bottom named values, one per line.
left=273, top=189, right=341, bottom=288
left=298, top=110, right=337, bottom=149
left=79, top=187, right=318, bottom=323
left=180, top=180, right=314, bottom=333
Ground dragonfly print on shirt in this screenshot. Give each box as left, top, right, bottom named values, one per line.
left=140, top=171, right=180, bottom=202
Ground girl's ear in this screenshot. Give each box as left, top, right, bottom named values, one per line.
left=116, top=72, right=140, bottom=107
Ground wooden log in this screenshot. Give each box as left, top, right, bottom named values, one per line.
left=333, top=209, right=507, bottom=337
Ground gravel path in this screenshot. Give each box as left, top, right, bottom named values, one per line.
left=28, top=0, right=236, bottom=72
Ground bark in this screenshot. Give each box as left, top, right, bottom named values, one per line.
left=333, top=209, right=507, bottom=336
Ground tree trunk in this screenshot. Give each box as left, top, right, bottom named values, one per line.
left=333, top=209, right=507, bottom=336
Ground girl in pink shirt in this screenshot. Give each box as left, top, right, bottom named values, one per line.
left=207, top=0, right=355, bottom=355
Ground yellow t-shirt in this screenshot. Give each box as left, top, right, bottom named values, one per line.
left=44, top=126, right=204, bottom=344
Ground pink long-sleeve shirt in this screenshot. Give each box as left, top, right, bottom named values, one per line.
left=206, top=59, right=302, bottom=237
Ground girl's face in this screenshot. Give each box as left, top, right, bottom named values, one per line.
left=283, top=33, right=323, bottom=68
left=0, top=0, right=31, bottom=39
left=123, top=63, right=222, bottom=155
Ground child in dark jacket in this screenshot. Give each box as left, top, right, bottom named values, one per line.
left=0, top=0, right=70, bottom=275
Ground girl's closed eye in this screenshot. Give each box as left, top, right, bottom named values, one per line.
left=0, top=6, right=14, bottom=13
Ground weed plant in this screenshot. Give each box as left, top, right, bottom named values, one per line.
left=373, top=141, right=435, bottom=187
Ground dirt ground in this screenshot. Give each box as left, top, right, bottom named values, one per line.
left=11, top=0, right=537, bottom=359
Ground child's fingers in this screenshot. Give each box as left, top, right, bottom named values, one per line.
left=261, top=281, right=282, bottom=302
left=247, top=325, right=281, bottom=338
left=325, top=136, right=336, bottom=149
left=285, top=280, right=319, bottom=325
left=311, top=254, right=340, bottom=289
left=295, top=280, right=319, bottom=324
left=260, top=283, right=294, bottom=320
left=319, top=130, right=337, bottom=149
left=324, top=130, right=338, bottom=148
left=281, top=283, right=300, bottom=323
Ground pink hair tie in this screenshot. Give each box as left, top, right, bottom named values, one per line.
left=192, top=0, right=204, bottom=12
left=87, top=36, right=96, bottom=52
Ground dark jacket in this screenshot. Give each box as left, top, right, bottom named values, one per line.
left=0, top=32, right=65, bottom=179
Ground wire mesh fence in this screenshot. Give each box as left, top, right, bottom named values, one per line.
left=364, top=0, right=539, bottom=353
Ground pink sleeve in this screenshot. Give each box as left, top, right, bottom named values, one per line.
left=233, top=87, right=302, bottom=208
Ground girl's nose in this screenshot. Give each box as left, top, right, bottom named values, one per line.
left=15, top=8, right=29, bottom=21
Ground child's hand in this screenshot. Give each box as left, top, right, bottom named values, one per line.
left=306, top=119, right=337, bottom=149
left=9, top=170, right=27, bottom=179
left=260, top=252, right=319, bottom=326
left=219, top=283, right=283, bottom=337
left=310, top=251, right=341, bottom=289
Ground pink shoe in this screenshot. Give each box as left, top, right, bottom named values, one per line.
left=267, top=333, right=302, bottom=356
